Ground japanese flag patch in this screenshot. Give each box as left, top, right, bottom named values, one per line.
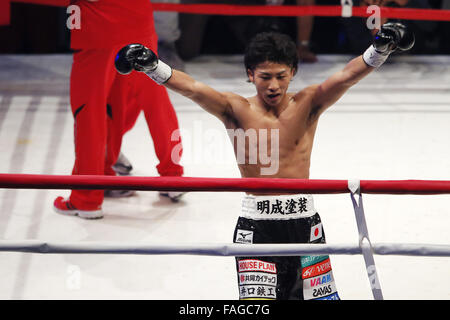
left=310, top=223, right=323, bottom=242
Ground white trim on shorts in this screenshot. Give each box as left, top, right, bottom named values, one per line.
left=241, top=194, right=317, bottom=220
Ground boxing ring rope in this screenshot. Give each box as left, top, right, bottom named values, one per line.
left=2, top=173, right=450, bottom=194
left=0, top=238, right=447, bottom=301
left=1, top=174, right=450, bottom=299
left=0, top=240, right=448, bottom=257
left=151, top=3, right=450, bottom=21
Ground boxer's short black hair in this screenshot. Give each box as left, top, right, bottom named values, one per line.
left=244, top=32, right=298, bottom=75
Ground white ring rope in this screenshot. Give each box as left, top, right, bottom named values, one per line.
left=0, top=241, right=449, bottom=257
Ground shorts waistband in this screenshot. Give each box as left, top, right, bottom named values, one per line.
left=241, top=194, right=317, bottom=220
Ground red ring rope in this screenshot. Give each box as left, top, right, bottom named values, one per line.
left=1, top=174, right=450, bottom=195
left=9, top=1, right=450, bottom=22
left=151, top=4, right=450, bottom=21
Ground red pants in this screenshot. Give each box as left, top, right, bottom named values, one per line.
left=69, top=47, right=183, bottom=210
left=118, top=71, right=184, bottom=177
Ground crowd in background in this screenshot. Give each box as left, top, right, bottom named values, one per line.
left=0, top=0, right=449, bottom=57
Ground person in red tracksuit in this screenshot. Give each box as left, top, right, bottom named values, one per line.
left=54, top=0, right=184, bottom=219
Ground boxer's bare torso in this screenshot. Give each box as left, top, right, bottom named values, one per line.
left=223, top=84, right=318, bottom=181
left=166, top=58, right=373, bottom=194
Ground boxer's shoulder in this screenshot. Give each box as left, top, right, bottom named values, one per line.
left=292, top=85, right=319, bottom=105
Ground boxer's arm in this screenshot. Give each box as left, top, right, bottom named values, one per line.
left=164, top=69, right=234, bottom=121
left=307, top=22, right=414, bottom=120
left=308, top=56, right=373, bottom=118
left=115, top=44, right=235, bottom=121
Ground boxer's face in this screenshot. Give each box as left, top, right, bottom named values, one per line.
left=247, top=61, right=295, bottom=108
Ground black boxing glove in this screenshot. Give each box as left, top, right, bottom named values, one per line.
left=374, top=22, right=415, bottom=54
left=115, top=44, right=172, bottom=84
left=115, top=44, right=146, bottom=75
left=363, top=22, right=415, bottom=68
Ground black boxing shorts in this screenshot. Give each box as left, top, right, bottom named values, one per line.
left=233, top=194, right=340, bottom=300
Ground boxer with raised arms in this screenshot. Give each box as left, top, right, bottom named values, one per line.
left=116, top=24, right=414, bottom=300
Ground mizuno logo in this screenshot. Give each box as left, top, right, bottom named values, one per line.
left=235, top=229, right=253, bottom=244
left=239, top=232, right=252, bottom=239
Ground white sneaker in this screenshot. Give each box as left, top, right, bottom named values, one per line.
left=104, top=189, right=136, bottom=198
left=53, top=196, right=103, bottom=219
left=112, top=152, right=133, bottom=176
left=159, top=191, right=186, bottom=202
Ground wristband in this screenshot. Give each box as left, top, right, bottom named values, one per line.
left=362, top=45, right=389, bottom=68
left=145, top=60, right=172, bottom=85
